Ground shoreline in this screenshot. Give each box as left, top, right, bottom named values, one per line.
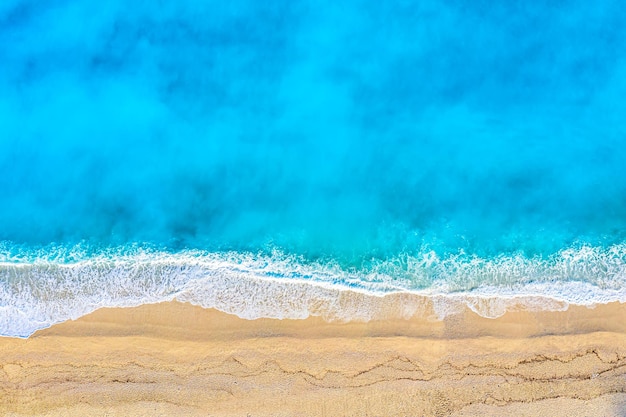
left=2, top=301, right=626, bottom=416
left=23, top=298, right=626, bottom=339
left=4, top=244, right=625, bottom=339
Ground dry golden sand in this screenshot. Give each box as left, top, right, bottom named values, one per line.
left=1, top=301, right=626, bottom=416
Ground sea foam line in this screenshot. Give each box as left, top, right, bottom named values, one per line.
left=1, top=244, right=625, bottom=338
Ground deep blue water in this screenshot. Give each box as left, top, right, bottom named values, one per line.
left=1, top=1, right=626, bottom=336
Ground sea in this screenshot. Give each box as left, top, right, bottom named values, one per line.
left=1, top=1, right=625, bottom=337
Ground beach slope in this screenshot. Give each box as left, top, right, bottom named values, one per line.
left=1, top=301, right=626, bottom=416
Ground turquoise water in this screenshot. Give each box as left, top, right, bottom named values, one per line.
left=1, top=1, right=625, bottom=337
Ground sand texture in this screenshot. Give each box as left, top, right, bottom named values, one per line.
left=1, top=301, right=626, bottom=416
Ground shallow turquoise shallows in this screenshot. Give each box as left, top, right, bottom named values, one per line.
left=1, top=1, right=625, bottom=337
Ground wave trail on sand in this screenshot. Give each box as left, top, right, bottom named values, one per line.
left=1, top=243, right=625, bottom=338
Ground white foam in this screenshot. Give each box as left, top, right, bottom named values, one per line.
left=1, top=244, right=625, bottom=338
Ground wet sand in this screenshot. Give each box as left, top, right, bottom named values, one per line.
left=1, top=301, right=626, bottom=416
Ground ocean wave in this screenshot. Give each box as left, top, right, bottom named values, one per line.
left=1, top=243, right=625, bottom=338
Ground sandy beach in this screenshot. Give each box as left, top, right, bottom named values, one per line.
left=1, top=301, right=626, bottom=416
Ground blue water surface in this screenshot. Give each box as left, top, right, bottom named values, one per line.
left=1, top=0, right=625, bottom=266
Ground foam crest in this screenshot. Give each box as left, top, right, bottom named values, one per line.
left=1, top=243, right=625, bottom=338
left=367, top=244, right=626, bottom=290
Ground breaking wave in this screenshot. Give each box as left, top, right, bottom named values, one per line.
left=1, top=242, right=625, bottom=338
